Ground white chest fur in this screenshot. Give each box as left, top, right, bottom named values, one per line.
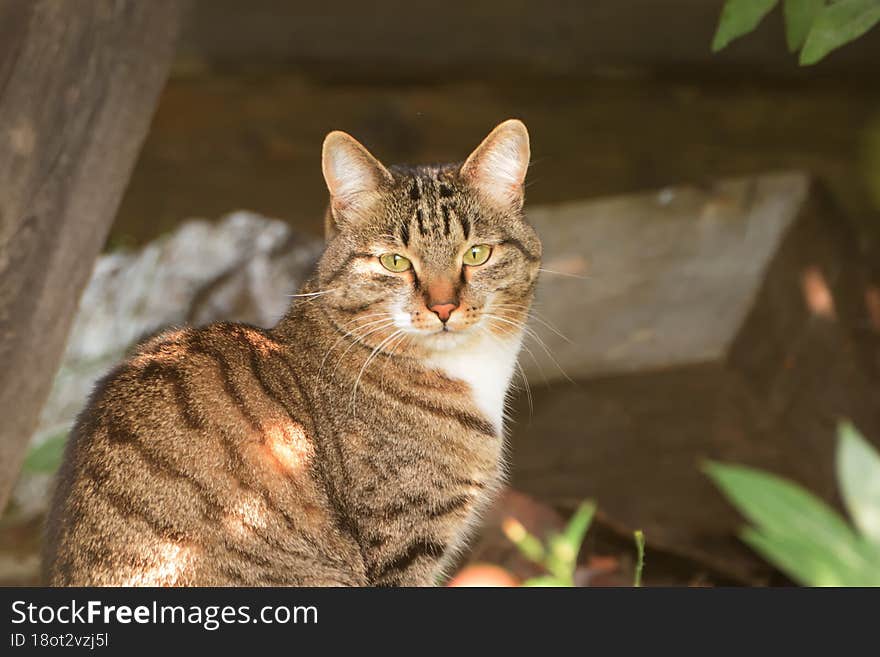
left=427, top=332, right=523, bottom=434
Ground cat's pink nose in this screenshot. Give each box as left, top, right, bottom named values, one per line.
left=429, top=302, right=458, bottom=323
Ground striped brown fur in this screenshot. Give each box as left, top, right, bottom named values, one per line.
left=45, top=120, right=540, bottom=586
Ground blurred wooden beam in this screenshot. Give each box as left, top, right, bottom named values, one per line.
left=0, top=0, right=188, bottom=512
left=178, top=0, right=880, bottom=79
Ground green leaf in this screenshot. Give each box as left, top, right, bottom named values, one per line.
left=521, top=575, right=568, bottom=587
left=837, top=421, right=880, bottom=544
left=712, top=0, right=780, bottom=52
left=741, top=527, right=879, bottom=586
left=560, top=501, right=596, bottom=560
left=705, top=461, right=880, bottom=584
left=503, top=518, right=546, bottom=564
left=22, top=432, right=68, bottom=474
left=633, top=530, right=646, bottom=587
left=544, top=501, right=595, bottom=583
left=800, top=0, right=880, bottom=64
left=783, top=0, right=826, bottom=51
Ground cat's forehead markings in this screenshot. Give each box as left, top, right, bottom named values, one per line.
left=399, top=215, right=410, bottom=247
left=415, top=207, right=427, bottom=236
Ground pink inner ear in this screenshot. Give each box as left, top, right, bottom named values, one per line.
left=326, top=145, right=375, bottom=200
left=461, top=121, right=530, bottom=207
left=470, top=146, right=528, bottom=206
left=323, top=132, right=390, bottom=207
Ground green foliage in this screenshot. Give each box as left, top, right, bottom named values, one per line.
left=713, top=0, right=880, bottom=65
left=22, top=431, right=68, bottom=474
left=505, top=501, right=647, bottom=587
left=712, top=0, right=780, bottom=52
left=705, top=422, right=880, bottom=586
left=800, top=0, right=880, bottom=63
left=837, top=421, right=880, bottom=544
left=506, top=501, right=595, bottom=586
left=633, top=530, right=646, bottom=587
left=784, top=0, right=827, bottom=50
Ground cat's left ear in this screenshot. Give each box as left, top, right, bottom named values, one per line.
left=322, top=131, right=393, bottom=235
left=460, top=119, right=530, bottom=210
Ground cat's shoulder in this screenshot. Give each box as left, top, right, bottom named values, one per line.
left=130, top=322, right=284, bottom=364
left=88, top=322, right=281, bottom=406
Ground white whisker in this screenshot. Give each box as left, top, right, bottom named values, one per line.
left=537, top=268, right=591, bottom=280
left=350, top=329, right=404, bottom=411
left=328, top=319, right=396, bottom=378
left=484, top=312, right=572, bottom=383
left=484, top=318, right=550, bottom=386
left=330, top=321, right=395, bottom=370
left=379, top=332, right=411, bottom=376
left=319, top=313, right=390, bottom=373
left=287, top=288, right=340, bottom=298
left=492, top=303, right=571, bottom=343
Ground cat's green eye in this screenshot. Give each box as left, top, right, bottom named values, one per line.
left=462, top=244, right=492, bottom=266
left=379, top=253, right=412, bottom=272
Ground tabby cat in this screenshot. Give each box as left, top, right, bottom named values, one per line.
left=44, top=119, right=541, bottom=586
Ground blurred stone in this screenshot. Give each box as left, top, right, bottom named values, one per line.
left=511, top=172, right=878, bottom=582
left=10, top=212, right=321, bottom=516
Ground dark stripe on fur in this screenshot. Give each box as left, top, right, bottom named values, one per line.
left=458, top=211, right=471, bottom=239
left=323, top=252, right=373, bottom=285
left=83, top=461, right=188, bottom=543
left=361, top=370, right=497, bottom=437
left=186, top=336, right=262, bottom=433
left=501, top=237, right=540, bottom=262
left=427, top=493, right=471, bottom=519
left=137, top=362, right=203, bottom=430
left=371, top=538, right=446, bottom=582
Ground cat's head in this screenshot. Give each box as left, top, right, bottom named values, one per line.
left=314, top=119, right=541, bottom=355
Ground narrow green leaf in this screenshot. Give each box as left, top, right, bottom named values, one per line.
left=505, top=522, right=546, bottom=564
left=837, top=421, right=880, bottom=544
left=703, top=461, right=869, bottom=564
left=561, top=500, right=596, bottom=558
left=712, top=0, right=780, bottom=52
left=633, top=530, right=646, bottom=587
left=783, top=0, right=826, bottom=51
left=545, top=502, right=595, bottom=582
left=800, top=0, right=880, bottom=64
left=741, top=527, right=876, bottom=586
left=22, top=432, right=68, bottom=474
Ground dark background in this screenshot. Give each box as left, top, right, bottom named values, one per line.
left=113, top=0, right=880, bottom=255
left=2, top=0, right=879, bottom=588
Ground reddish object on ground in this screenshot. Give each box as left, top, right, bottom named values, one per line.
left=447, top=564, right=520, bottom=587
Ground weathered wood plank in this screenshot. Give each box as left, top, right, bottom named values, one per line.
left=0, top=0, right=188, bottom=511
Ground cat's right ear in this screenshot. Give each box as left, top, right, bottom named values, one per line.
left=460, top=119, right=530, bottom=211
left=322, top=131, right=392, bottom=238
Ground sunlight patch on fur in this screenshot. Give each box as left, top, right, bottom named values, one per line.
left=118, top=541, right=196, bottom=586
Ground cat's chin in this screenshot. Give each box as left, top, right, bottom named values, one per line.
left=416, top=327, right=477, bottom=352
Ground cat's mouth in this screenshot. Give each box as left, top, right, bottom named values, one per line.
left=414, top=323, right=479, bottom=352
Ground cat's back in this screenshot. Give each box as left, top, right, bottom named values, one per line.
left=45, top=322, right=364, bottom=586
